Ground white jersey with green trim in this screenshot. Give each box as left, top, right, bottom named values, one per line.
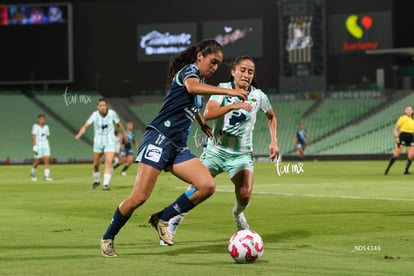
left=207, top=82, right=272, bottom=155
left=86, top=109, right=120, bottom=145
left=32, top=124, right=50, bottom=149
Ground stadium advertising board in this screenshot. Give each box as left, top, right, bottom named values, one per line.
left=0, top=3, right=73, bottom=84
left=137, top=22, right=197, bottom=62
left=202, top=18, right=263, bottom=59
left=328, top=12, right=392, bottom=54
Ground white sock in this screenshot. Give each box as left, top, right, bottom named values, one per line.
left=44, top=169, right=50, bottom=178
left=31, top=168, right=36, bottom=176
left=103, top=173, right=112, bottom=186
left=232, top=200, right=248, bottom=216
left=114, top=157, right=119, bottom=166
left=168, top=212, right=188, bottom=236
left=93, top=172, right=100, bottom=183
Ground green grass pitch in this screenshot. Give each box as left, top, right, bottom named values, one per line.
left=1, top=160, right=414, bottom=275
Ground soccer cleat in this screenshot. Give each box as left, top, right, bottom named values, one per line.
left=31, top=176, right=37, bottom=181
left=233, top=212, right=250, bottom=231
left=159, top=213, right=184, bottom=245
left=45, top=177, right=53, bottom=181
left=91, top=182, right=100, bottom=189
left=404, top=171, right=412, bottom=175
left=102, top=185, right=110, bottom=191
left=148, top=213, right=174, bottom=245
left=101, top=239, right=118, bottom=258
left=159, top=240, right=169, bottom=246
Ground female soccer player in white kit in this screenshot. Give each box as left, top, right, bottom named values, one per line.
left=75, top=98, right=127, bottom=190
left=31, top=114, right=53, bottom=181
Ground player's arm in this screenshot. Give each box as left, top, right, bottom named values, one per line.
left=294, top=132, right=298, bottom=146
left=265, top=107, right=279, bottom=161
left=393, top=123, right=400, bottom=143
left=117, top=122, right=128, bottom=143
left=184, top=77, right=247, bottom=100
left=75, top=122, right=90, bottom=140
left=133, top=136, right=139, bottom=149
left=119, top=135, right=124, bottom=147
left=196, top=112, right=212, bottom=138
left=32, top=134, right=37, bottom=153
left=203, top=99, right=251, bottom=121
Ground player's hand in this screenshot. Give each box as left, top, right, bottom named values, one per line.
left=269, top=143, right=279, bottom=161
left=235, top=102, right=252, bottom=112
left=229, top=88, right=248, bottom=101
left=395, top=136, right=400, bottom=146
left=201, top=123, right=213, bottom=138
left=32, top=145, right=38, bottom=154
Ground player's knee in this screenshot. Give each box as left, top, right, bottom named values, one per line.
left=128, top=195, right=147, bottom=209
left=198, top=178, right=216, bottom=197
left=238, top=188, right=252, bottom=202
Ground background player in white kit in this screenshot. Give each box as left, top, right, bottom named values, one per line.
left=31, top=114, right=53, bottom=181
left=75, top=98, right=127, bottom=190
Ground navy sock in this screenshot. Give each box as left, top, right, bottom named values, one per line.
left=405, top=159, right=412, bottom=172
left=122, top=165, right=128, bottom=172
left=386, top=156, right=396, bottom=171
left=102, top=207, right=130, bottom=240
left=159, top=193, right=196, bottom=221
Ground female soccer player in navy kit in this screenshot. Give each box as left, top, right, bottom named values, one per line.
left=295, top=122, right=309, bottom=162
left=100, top=39, right=248, bottom=257
left=115, top=122, right=139, bottom=176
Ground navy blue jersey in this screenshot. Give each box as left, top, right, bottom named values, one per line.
left=296, top=129, right=307, bottom=146
left=123, top=129, right=135, bottom=151
left=148, top=63, right=203, bottom=147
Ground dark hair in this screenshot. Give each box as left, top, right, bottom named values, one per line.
left=165, top=39, right=223, bottom=91
left=97, top=98, right=108, bottom=104
left=228, top=55, right=259, bottom=88
left=38, top=114, right=45, bottom=119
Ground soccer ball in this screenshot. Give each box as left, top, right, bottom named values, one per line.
left=228, top=229, right=264, bottom=263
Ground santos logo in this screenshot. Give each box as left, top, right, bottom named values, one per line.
left=345, top=15, right=373, bottom=39
left=343, top=14, right=377, bottom=52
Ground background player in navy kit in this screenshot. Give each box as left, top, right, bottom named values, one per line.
left=295, top=123, right=309, bottom=162
left=116, top=121, right=139, bottom=176
left=100, top=39, right=248, bottom=257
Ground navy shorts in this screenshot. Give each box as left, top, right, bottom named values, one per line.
left=135, top=128, right=196, bottom=171
left=120, top=148, right=134, bottom=157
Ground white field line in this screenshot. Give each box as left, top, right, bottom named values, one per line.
left=214, top=188, right=414, bottom=202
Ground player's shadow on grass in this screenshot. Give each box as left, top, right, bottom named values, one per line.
left=125, top=241, right=270, bottom=264
left=262, top=230, right=312, bottom=243
left=124, top=230, right=311, bottom=257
